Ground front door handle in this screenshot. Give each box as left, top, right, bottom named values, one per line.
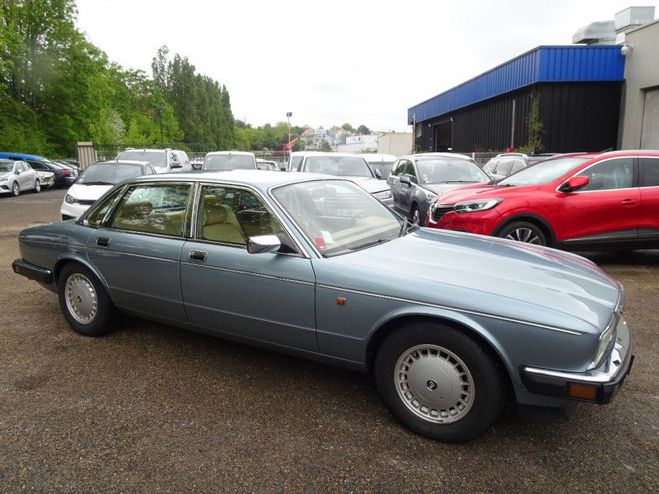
left=96, top=237, right=110, bottom=248
left=620, top=199, right=638, bottom=207
left=188, top=249, right=208, bottom=262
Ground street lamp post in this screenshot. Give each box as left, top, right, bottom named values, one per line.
left=286, top=112, right=293, bottom=145
left=157, top=107, right=164, bottom=148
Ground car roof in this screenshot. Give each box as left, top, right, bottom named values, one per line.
left=206, top=150, right=255, bottom=156
left=93, top=160, right=150, bottom=167
left=130, top=170, right=338, bottom=191
left=359, top=153, right=398, bottom=161
left=402, top=152, right=473, bottom=161
left=0, top=152, right=48, bottom=161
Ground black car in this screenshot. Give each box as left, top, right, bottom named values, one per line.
left=26, top=159, right=77, bottom=188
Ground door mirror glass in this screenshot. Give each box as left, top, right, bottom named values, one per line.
left=373, top=168, right=382, bottom=179
left=247, top=234, right=281, bottom=254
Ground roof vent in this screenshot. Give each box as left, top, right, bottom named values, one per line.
left=572, top=20, right=616, bottom=45
left=614, top=6, right=655, bottom=32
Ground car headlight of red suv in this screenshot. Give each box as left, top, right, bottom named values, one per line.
left=454, top=198, right=503, bottom=213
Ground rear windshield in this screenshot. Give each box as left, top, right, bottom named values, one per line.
left=203, top=154, right=255, bottom=171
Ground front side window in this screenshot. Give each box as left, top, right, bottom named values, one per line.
left=85, top=188, right=125, bottom=227
left=197, top=186, right=284, bottom=245
left=404, top=161, right=416, bottom=177
left=109, top=183, right=191, bottom=236
left=578, top=158, right=634, bottom=191
left=640, top=157, right=659, bottom=187
left=272, top=180, right=402, bottom=256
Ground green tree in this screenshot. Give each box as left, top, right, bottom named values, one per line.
left=357, top=124, right=370, bottom=135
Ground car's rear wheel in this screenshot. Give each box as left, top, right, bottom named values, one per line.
left=497, top=221, right=547, bottom=246
left=374, top=322, right=504, bottom=442
left=33, top=179, right=41, bottom=193
left=57, top=263, right=114, bottom=336
left=12, top=182, right=19, bottom=197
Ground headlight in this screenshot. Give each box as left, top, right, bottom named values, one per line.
left=64, top=193, right=76, bottom=204
left=589, top=316, right=618, bottom=369
left=454, top=198, right=502, bottom=213
left=374, top=190, right=392, bottom=200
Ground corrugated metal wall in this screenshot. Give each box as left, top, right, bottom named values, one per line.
left=409, top=45, right=625, bottom=125
left=414, top=82, right=622, bottom=153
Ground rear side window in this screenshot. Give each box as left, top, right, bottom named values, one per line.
left=109, top=184, right=191, bottom=237
left=640, top=157, right=659, bottom=187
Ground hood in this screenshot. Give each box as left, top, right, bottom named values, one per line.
left=66, top=183, right=114, bottom=200
left=349, top=177, right=390, bottom=194
left=434, top=183, right=537, bottom=205
left=421, top=182, right=487, bottom=196
left=317, top=229, right=620, bottom=335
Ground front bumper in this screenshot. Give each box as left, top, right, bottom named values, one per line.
left=520, top=317, right=634, bottom=404
left=12, top=258, right=53, bottom=284
left=60, top=200, right=90, bottom=220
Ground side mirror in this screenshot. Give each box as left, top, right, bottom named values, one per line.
left=373, top=168, right=382, bottom=179
left=400, top=175, right=411, bottom=185
left=247, top=234, right=281, bottom=254
left=559, top=175, right=589, bottom=193
left=171, top=162, right=182, bottom=168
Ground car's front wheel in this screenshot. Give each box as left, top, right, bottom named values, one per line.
left=33, top=179, right=41, bottom=193
left=496, top=221, right=547, bottom=246
left=57, top=263, right=114, bottom=336
left=375, top=322, right=504, bottom=442
left=11, top=182, right=19, bottom=197
left=410, top=205, right=424, bottom=226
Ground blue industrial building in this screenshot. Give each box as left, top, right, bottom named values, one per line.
left=408, top=45, right=626, bottom=153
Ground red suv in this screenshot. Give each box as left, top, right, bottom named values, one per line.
left=426, top=151, right=659, bottom=250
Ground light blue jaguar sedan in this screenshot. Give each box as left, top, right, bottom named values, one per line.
left=12, top=171, right=634, bottom=442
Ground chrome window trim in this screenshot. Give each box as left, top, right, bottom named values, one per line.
left=194, top=181, right=310, bottom=259
left=181, top=261, right=314, bottom=286
left=316, top=283, right=583, bottom=336
left=555, top=156, right=637, bottom=194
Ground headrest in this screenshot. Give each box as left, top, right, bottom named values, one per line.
left=203, top=204, right=228, bottom=225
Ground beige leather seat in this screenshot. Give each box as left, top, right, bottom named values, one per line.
left=202, top=203, right=245, bottom=244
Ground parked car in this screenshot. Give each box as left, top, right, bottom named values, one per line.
left=256, top=158, right=280, bottom=171
left=203, top=151, right=257, bottom=171
left=359, top=153, right=398, bottom=179
left=482, top=153, right=530, bottom=181
left=115, top=148, right=192, bottom=173
left=12, top=170, right=634, bottom=442
left=0, top=152, right=77, bottom=188
left=0, top=159, right=40, bottom=196
left=388, top=153, right=490, bottom=225
left=35, top=170, right=55, bottom=189
left=427, top=150, right=659, bottom=250
left=60, top=160, right=156, bottom=220
left=292, top=152, right=393, bottom=205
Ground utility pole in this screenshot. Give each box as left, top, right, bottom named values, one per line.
left=157, top=107, right=164, bottom=147
left=286, top=112, right=293, bottom=144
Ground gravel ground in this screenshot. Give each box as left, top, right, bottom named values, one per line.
left=0, top=188, right=657, bottom=493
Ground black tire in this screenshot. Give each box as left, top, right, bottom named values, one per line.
left=33, top=179, right=41, bottom=193
left=410, top=204, right=424, bottom=226
left=11, top=182, right=19, bottom=197
left=374, top=322, right=505, bottom=443
left=57, top=263, right=114, bottom=336
left=496, top=221, right=547, bottom=246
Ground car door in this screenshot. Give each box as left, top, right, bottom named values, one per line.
left=387, top=159, right=403, bottom=210
left=399, top=160, right=417, bottom=213
left=17, top=162, right=33, bottom=190
left=85, top=181, right=193, bottom=322
left=180, top=183, right=317, bottom=351
left=638, top=156, right=659, bottom=239
left=559, top=157, right=639, bottom=243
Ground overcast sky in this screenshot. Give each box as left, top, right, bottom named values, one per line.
left=76, top=0, right=655, bottom=131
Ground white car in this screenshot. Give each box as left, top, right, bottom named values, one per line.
left=0, top=159, right=40, bottom=196
left=60, top=160, right=155, bottom=220
left=359, top=153, right=398, bottom=179
left=203, top=151, right=257, bottom=171
left=115, top=148, right=192, bottom=174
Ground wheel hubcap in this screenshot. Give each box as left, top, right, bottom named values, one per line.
left=506, top=227, right=541, bottom=244
left=35, top=181, right=40, bottom=191
left=395, top=344, right=475, bottom=424
left=12, top=184, right=18, bottom=195
left=64, top=273, right=98, bottom=324
left=412, top=210, right=420, bottom=225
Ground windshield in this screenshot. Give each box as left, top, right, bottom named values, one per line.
left=498, top=157, right=590, bottom=186
left=78, top=163, right=145, bottom=184
left=272, top=180, right=402, bottom=256
left=0, top=160, right=14, bottom=172
left=203, top=154, right=255, bottom=171
left=416, top=158, right=488, bottom=184
left=304, top=156, right=373, bottom=177
left=117, top=150, right=166, bottom=167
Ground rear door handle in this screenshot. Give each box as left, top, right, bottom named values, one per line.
left=188, top=250, right=208, bottom=262
left=96, top=237, right=110, bottom=248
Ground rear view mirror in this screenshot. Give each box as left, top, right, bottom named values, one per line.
left=247, top=234, right=281, bottom=254
left=560, top=176, right=589, bottom=193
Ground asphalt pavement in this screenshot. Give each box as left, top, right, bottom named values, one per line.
left=0, top=188, right=657, bottom=492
